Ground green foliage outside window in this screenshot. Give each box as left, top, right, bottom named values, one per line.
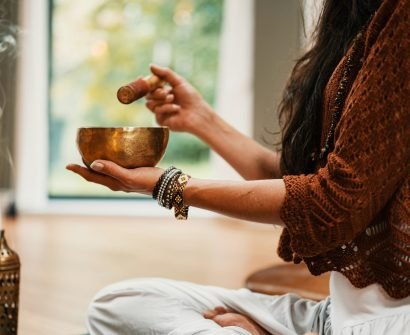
left=49, top=0, right=223, bottom=197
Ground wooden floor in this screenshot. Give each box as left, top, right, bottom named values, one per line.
left=3, top=214, right=283, bottom=334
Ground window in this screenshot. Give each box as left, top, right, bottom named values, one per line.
left=16, top=0, right=254, bottom=215
left=49, top=0, right=224, bottom=197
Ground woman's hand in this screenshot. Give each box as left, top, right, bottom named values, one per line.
left=146, top=64, right=215, bottom=135
left=203, top=307, right=269, bottom=335
left=147, top=65, right=282, bottom=181
left=66, top=160, right=163, bottom=196
left=203, top=307, right=319, bottom=335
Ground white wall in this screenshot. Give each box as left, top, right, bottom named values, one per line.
left=211, top=0, right=254, bottom=180
left=15, top=0, right=49, bottom=213
left=252, top=0, right=301, bottom=147
left=302, top=0, right=324, bottom=47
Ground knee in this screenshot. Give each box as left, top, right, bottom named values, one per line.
left=86, top=278, right=177, bottom=334
left=86, top=282, right=131, bottom=335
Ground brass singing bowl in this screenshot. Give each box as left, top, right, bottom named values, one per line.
left=77, top=127, right=169, bottom=169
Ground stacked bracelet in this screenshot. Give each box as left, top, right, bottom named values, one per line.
left=152, top=166, right=175, bottom=200
left=157, top=168, right=181, bottom=208
left=163, top=173, right=180, bottom=209
left=172, top=173, right=191, bottom=220
left=152, top=166, right=191, bottom=220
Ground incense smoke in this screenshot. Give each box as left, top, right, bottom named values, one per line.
left=0, top=3, right=18, bottom=212
left=0, top=16, right=17, bottom=120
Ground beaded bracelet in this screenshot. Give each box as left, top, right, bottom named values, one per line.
left=152, top=166, right=176, bottom=200
left=153, top=166, right=191, bottom=220
left=163, top=173, right=181, bottom=209
left=157, top=168, right=181, bottom=207
left=172, top=174, right=191, bottom=220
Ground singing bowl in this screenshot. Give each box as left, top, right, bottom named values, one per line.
left=77, top=127, right=169, bottom=169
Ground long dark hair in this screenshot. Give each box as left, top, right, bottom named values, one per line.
left=279, top=0, right=382, bottom=175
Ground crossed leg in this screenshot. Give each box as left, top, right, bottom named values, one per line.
left=86, top=278, right=330, bottom=335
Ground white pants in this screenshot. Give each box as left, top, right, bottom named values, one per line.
left=86, top=278, right=331, bottom=335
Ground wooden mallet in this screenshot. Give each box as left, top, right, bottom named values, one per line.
left=117, top=75, right=165, bottom=104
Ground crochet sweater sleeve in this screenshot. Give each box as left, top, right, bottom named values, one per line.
left=279, top=2, right=410, bottom=257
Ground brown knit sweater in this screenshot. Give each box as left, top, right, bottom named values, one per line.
left=278, top=0, right=410, bottom=299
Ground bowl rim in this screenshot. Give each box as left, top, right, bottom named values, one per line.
left=77, top=126, right=169, bottom=131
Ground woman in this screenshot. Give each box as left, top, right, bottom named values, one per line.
left=67, top=0, right=409, bottom=334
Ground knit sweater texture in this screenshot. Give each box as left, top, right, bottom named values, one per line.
left=278, top=0, right=409, bottom=299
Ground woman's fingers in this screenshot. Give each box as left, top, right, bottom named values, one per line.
left=155, top=112, right=181, bottom=130
left=66, top=164, right=123, bottom=191
left=212, top=314, right=235, bottom=327
left=203, top=306, right=231, bottom=319
left=146, top=95, right=175, bottom=112
left=150, top=64, right=184, bottom=87
left=146, top=100, right=156, bottom=111
left=203, top=310, right=217, bottom=319
left=155, top=103, right=180, bottom=114
left=146, top=87, right=172, bottom=100
left=211, top=313, right=270, bottom=335
left=89, top=160, right=133, bottom=184
left=214, top=306, right=232, bottom=314
left=165, top=94, right=175, bottom=103
left=146, top=95, right=175, bottom=111
left=151, top=105, right=181, bottom=127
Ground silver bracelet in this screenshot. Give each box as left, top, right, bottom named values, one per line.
left=157, top=168, right=181, bottom=208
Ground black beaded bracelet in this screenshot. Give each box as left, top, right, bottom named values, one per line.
left=157, top=168, right=181, bottom=208
left=163, top=173, right=181, bottom=209
left=152, top=166, right=176, bottom=200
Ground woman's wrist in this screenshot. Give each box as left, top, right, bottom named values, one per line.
left=185, top=102, right=219, bottom=140
left=152, top=166, right=192, bottom=220
left=139, top=167, right=165, bottom=196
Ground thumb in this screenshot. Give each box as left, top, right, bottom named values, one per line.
left=90, top=160, right=131, bottom=181
left=150, top=64, right=183, bottom=87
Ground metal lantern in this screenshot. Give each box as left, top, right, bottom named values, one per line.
left=0, top=229, right=20, bottom=335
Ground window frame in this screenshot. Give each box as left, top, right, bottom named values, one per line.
left=15, top=0, right=254, bottom=216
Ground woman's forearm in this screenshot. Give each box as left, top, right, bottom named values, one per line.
left=184, top=177, right=286, bottom=225
left=67, top=159, right=286, bottom=224
left=194, top=111, right=282, bottom=180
